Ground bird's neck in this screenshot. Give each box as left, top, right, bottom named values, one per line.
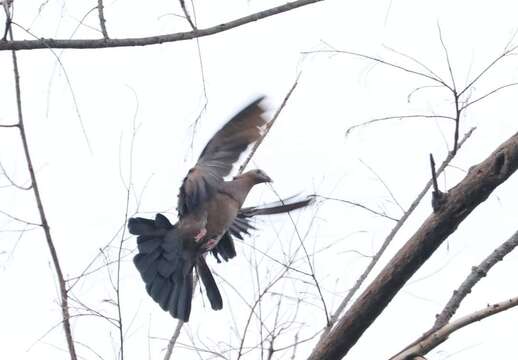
left=223, top=175, right=257, bottom=206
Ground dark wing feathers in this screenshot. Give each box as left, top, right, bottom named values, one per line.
left=228, top=216, right=255, bottom=240
left=177, top=97, right=268, bottom=217
left=210, top=232, right=237, bottom=263
left=197, top=96, right=267, bottom=169
left=239, top=194, right=316, bottom=217
left=129, top=214, right=222, bottom=322
left=178, top=169, right=220, bottom=217
left=211, top=195, right=315, bottom=262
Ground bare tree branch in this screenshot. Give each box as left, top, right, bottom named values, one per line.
left=459, top=82, right=518, bottom=112
left=315, top=195, right=399, bottom=222
left=1, top=0, right=12, bottom=41
left=391, top=296, right=518, bottom=360
left=0, top=0, right=324, bottom=51
left=309, top=130, right=518, bottom=360
left=435, top=228, right=518, bottom=328
left=319, top=128, right=475, bottom=340
left=239, top=77, right=299, bottom=174
left=163, top=305, right=190, bottom=360
left=7, top=22, right=78, bottom=360
left=178, top=0, right=197, bottom=30
left=458, top=44, right=518, bottom=97
left=97, top=0, right=109, bottom=39
left=391, top=228, right=518, bottom=359
left=303, top=49, right=450, bottom=89
left=345, top=114, right=455, bottom=136
left=0, top=160, right=32, bottom=190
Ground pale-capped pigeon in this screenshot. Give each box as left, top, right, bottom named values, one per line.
left=128, top=97, right=314, bottom=321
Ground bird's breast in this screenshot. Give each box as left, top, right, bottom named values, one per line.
left=204, top=192, right=239, bottom=242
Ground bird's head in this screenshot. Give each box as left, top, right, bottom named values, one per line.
left=247, top=169, right=273, bottom=184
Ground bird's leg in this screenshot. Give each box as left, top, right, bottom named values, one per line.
left=205, top=238, right=218, bottom=250
left=194, top=228, right=207, bottom=242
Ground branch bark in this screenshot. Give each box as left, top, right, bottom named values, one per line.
left=0, top=0, right=323, bottom=51
left=320, top=129, right=475, bottom=339
left=308, top=131, right=518, bottom=360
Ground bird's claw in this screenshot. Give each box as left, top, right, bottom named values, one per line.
left=205, top=238, right=218, bottom=250
left=194, top=228, right=207, bottom=242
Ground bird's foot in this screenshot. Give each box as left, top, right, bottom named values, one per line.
left=194, top=228, right=207, bottom=242
left=205, top=238, right=218, bottom=250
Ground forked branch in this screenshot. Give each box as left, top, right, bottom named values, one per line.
left=309, top=131, right=518, bottom=360
left=0, top=0, right=324, bottom=51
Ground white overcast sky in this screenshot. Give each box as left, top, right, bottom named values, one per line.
left=1, top=1, right=518, bottom=359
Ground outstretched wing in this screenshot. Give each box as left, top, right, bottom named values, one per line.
left=129, top=213, right=221, bottom=321
left=178, top=97, right=268, bottom=217
left=211, top=195, right=316, bottom=262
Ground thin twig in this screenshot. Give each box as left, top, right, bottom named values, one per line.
left=303, top=49, right=450, bottom=89
left=460, top=82, right=518, bottom=112
left=0, top=161, right=32, bottom=190
left=115, top=90, right=140, bottom=360
left=383, top=45, right=444, bottom=83
left=268, top=185, right=330, bottom=326
left=12, top=22, right=92, bottom=152
left=458, top=43, right=518, bottom=97
left=315, top=195, right=398, bottom=222
left=163, top=313, right=188, bottom=360
left=391, top=296, right=518, bottom=360
left=179, top=0, right=196, bottom=30
left=345, top=114, right=455, bottom=136
left=435, top=229, right=518, bottom=328
left=360, top=159, right=406, bottom=214
left=239, top=77, right=299, bottom=174
left=437, top=24, right=456, bottom=92
left=187, top=2, right=208, bottom=153
left=391, top=230, right=518, bottom=358
left=0, top=208, right=40, bottom=226
left=7, top=23, right=78, bottom=360
left=437, top=23, right=461, bottom=155
left=1, top=0, right=12, bottom=41
left=97, top=0, right=109, bottom=39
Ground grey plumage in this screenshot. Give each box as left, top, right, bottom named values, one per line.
left=128, top=97, right=314, bottom=321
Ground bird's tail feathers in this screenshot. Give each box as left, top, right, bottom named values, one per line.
left=196, top=257, right=223, bottom=310
left=130, top=213, right=194, bottom=322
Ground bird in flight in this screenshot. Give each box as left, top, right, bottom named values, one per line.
left=128, top=97, right=314, bottom=321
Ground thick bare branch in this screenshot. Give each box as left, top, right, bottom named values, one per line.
left=0, top=0, right=324, bottom=51
left=320, top=129, right=475, bottom=339
left=309, top=130, right=518, bottom=360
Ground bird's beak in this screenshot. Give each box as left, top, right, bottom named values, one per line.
left=263, top=174, right=273, bottom=183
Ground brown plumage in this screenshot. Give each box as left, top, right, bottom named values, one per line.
left=128, top=97, right=314, bottom=321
